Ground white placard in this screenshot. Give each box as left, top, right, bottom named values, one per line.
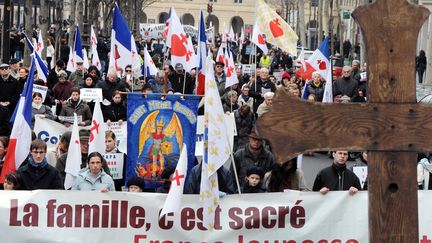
left=103, top=153, right=124, bottom=179
left=353, top=166, right=368, bottom=189
left=33, top=84, right=48, bottom=101
left=80, top=88, right=103, bottom=102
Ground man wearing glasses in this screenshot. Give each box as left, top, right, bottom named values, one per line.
left=16, top=139, right=63, bottom=190
left=0, top=63, right=20, bottom=114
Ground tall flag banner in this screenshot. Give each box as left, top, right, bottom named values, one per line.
left=196, top=10, right=207, bottom=96
left=109, top=3, right=133, bottom=71
left=256, top=0, right=298, bottom=55
left=82, top=48, right=90, bottom=69
left=131, top=35, right=142, bottom=72
left=74, top=26, right=84, bottom=64
left=307, top=37, right=332, bottom=103
left=66, top=47, right=75, bottom=72
left=224, top=45, right=239, bottom=88
left=229, top=26, right=235, bottom=42
left=35, top=30, right=44, bottom=56
left=144, top=47, right=158, bottom=76
left=88, top=101, right=108, bottom=155
left=64, top=113, right=82, bottom=189
left=23, top=33, right=49, bottom=82
left=301, top=82, right=309, bottom=100
left=90, top=26, right=102, bottom=70
left=298, top=47, right=307, bottom=72
left=164, top=9, right=172, bottom=46
left=216, top=46, right=225, bottom=63
left=251, top=22, right=268, bottom=54
left=185, top=36, right=198, bottom=72
left=239, top=28, right=245, bottom=51
left=126, top=93, right=199, bottom=189
left=201, top=55, right=232, bottom=229
left=160, top=143, right=188, bottom=217
left=0, top=57, right=36, bottom=183
left=166, top=8, right=196, bottom=70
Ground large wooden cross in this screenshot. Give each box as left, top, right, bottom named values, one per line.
left=257, top=1, right=430, bottom=242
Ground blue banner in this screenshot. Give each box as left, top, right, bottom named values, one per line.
left=127, top=93, right=200, bottom=188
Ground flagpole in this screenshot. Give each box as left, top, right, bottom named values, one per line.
left=182, top=70, right=187, bottom=94
left=228, top=152, right=242, bottom=194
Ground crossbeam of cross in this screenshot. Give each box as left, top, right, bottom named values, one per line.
left=257, top=1, right=430, bottom=242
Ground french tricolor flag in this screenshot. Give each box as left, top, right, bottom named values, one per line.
left=0, top=57, right=36, bottom=183
left=74, top=26, right=84, bottom=64
left=24, top=33, right=49, bottom=82
left=296, top=37, right=332, bottom=102
left=109, top=3, right=133, bottom=72
left=196, top=10, right=207, bottom=95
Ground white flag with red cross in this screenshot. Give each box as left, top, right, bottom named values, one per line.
left=215, top=46, right=225, bottom=64
left=90, top=26, right=102, bottom=70
left=88, top=101, right=108, bottom=155
left=224, top=45, right=239, bottom=88
left=64, top=114, right=82, bottom=190
left=160, top=144, right=188, bottom=217
left=144, top=47, right=158, bottom=76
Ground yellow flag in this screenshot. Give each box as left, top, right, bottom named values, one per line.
left=256, top=0, right=298, bottom=55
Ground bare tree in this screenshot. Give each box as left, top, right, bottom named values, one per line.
left=54, top=1, right=64, bottom=62
left=298, top=0, right=306, bottom=47
left=39, top=0, right=49, bottom=60
left=68, top=0, right=77, bottom=46
left=23, top=0, right=33, bottom=66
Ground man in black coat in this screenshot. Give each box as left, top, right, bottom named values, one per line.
left=96, top=69, right=128, bottom=101
left=312, top=150, right=361, bottom=195
left=17, top=139, right=63, bottom=190
left=0, top=63, right=21, bottom=114
left=168, top=63, right=194, bottom=94
left=0, top=106, right=11, bottom=137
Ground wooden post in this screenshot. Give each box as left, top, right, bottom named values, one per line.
left=256, top=1, right=430, bottom=242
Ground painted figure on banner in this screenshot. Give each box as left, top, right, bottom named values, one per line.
left=127, top=93, right=199, bottom=189
left=137, top=110, right=182, bottom=178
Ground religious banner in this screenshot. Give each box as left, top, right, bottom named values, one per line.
left=1, top=190, right=432, bottom=242
left=103, top=153, right=124, bottom=179
left=127, top=93, right=199, bottom=188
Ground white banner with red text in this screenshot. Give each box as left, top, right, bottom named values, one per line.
left=1, top=190, right=431, bottom=242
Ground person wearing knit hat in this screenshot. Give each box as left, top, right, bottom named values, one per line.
left=127, top=176, right=146, bottom=192
left=241, top=166, right=265, bottom=193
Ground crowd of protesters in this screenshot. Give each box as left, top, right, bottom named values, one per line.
left=0, top=24, right=430, bottom=195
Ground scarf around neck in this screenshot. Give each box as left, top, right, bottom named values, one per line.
left=28, top=155, right=48, bottom=169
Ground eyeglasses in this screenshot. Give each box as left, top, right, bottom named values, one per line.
left=125, top=70, right=132, bottom=72
left=0, top=68, right=9, bottom=70
left=31, top=150, right=46, bottom=155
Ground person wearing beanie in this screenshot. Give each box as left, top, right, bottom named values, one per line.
left=127, top=176, right=146, bottom=192
left=241, top=166, right=265, bottom=193
left=155, top=166, right=175, bottom=193
left=312, top=151, right=361, bottom=195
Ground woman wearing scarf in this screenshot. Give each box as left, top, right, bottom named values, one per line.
left=16, top=139, right=63, bottom=190
left=237, top=84, right=254, bottom=110
left=31, top=92, right=55, bottom=128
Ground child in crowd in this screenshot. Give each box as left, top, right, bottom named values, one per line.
left=127, top=176, right=146, bottom=192
left=241, top=166, right=265, bottom=193
left=4, top=173, right=22, bottom=190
